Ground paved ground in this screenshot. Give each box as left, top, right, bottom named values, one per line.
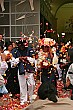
left=23, top=98, right=73, bottom=110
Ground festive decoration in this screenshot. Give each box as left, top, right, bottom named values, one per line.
left=60, top=46, right=67, bottom=53
left=65, top=41, right=71, bottom=48
left=38, top=38, right=56, bottom=46
left=6, top=53, right=13, bottom=59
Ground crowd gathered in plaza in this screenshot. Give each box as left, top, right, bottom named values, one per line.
left=0, top=33, right=73, bottom=106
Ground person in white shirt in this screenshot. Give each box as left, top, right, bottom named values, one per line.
left=4, top=41, right=20, bottom=97
left=66, top=48, right=73, bottom=100
left=0, top=45, right=8, bottom=96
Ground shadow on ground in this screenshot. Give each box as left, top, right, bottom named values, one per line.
left=24, top=105, right=45, bottom=110
left=44, top=102, right=71, bottom=105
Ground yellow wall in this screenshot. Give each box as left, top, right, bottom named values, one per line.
left=40, top=0, right=57, bottom=31
left=56, top=3, right=73, bottom=33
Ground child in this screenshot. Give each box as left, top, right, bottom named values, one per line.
left=0, top=45, right=8, bottom=96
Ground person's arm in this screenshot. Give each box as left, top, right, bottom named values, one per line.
left=10, top=57, right=20, bottom=68
left=1, top=53, right=6, bottom=61
left=66, top=77, right=70, bottom=87
left=66, top=64, right=72, bottom=87
left=0, top=53, right=8, bottom=74
left=49, top=47, right=53, bottom=59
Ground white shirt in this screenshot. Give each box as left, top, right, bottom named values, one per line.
left=4, top=50, right=19, bottom=68
left=66, top=63, right=73, bottom=85
left=0, top=55, right=8, bottom=75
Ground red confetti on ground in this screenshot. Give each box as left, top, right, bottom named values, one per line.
left=57, top=80, right=71, bottom=98
left=0, top=80, right=71, bottom=109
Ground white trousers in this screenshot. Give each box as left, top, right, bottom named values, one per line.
left=18, top=71, right=35, bottom=103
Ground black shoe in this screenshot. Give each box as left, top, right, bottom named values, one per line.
left=62, top=86, right=67, bottom=91
left=48, top=94, right=58, bottom=103
left=71, top=95, right=73, bottom=100
left=0, top=93, right=3, bottom=97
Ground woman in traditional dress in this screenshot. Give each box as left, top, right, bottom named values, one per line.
left=4, top=41, right=20, bottom=97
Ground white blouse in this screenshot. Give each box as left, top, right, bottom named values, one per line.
left=0, top=55, right=8, bottom=75
left=66, top=63, right=73, bottom=85
left=4, top=50, right=19, bottom=68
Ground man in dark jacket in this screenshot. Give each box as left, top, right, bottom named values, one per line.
left=12, top=38, right=35, bottom=105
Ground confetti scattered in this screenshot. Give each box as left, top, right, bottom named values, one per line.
left=0, top=80, right=71, bottom=109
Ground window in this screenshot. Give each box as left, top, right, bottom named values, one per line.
left=0, top=0, right=40, bottom=42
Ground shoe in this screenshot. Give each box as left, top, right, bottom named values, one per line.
left=32, top=94, right=37, bottom=100
left=48, top=94, right=58, bottom=103
left=20, top=101, right=28, bottom=105
left=71, top=94, right=73, bottom=100
left=20, top=102, right=25, bottom=105
left=0, top=93, right=3, bottom=97
left=29, top=100, right=34, bottom=104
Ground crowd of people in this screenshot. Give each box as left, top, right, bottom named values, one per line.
left=0, top=34, right=73, bottom=106
left=0, top=34, right=35, bottom=105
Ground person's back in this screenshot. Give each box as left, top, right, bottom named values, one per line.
left=38, top=82, right=58, bottom=103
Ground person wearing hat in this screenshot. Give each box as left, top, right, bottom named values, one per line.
left=11, top=38, right=35, bottom=105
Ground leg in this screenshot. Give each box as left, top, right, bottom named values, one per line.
left=27, top=73, right=35, bottom=103
left=1, top=84, right=8, bottom=94
left=18, top=71, right=27, bottom=103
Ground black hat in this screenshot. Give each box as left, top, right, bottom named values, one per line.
left=17, top=39, right=28, bottom=47
left=0, top=45, right=4, bottom=50
left=5, top=41, right=12, bottom=49
left=18, top=39, right=26, bottom=44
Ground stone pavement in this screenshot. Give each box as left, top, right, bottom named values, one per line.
left=23, top=98, right=73, bottom=110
